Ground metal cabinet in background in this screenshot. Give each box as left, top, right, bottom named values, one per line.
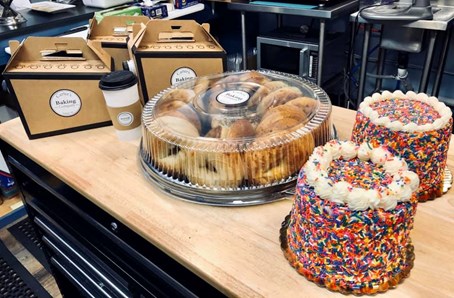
left=227, top=0, right=358, bottom=87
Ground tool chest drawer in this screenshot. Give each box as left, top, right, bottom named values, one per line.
left=1, top=141, right=222, bottom=298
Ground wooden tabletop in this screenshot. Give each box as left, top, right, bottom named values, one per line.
left=0, top=106, right=453, bottom=297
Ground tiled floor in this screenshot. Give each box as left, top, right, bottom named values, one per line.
left=0, top=217, right=61, bottom=297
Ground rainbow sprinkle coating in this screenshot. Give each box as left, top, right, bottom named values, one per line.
left=283, top=140, right=418, bottom=295
left=352, top=91, right=453, bottom=201
left=369, top=98, right=440, bottom=125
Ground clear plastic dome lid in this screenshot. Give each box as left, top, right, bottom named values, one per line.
left=147, top=70, right=329, bottom=145
left=140, top=70, right=332, bottom=206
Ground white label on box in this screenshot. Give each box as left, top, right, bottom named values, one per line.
left=217, top=90, right=250, bottom=106
left=171, top=67, right=197, bottom=85
left=50, top=89, right=82, bottom=117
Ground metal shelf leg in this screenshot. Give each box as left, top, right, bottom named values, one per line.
left=317, top=19, right=326, bottom=86
left=357, top=23, right=372, bottom=107
left=241, top=10, right=247, bottom=70
left=433, top=26, right=452, bottom=97
left=419, top=30, right=437, bottom=93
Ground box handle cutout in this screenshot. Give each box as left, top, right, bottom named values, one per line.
left=158, top=31, right=195, bottom=43
left=113, top=26, right=130, bottom=36
left=40, top=43, right=85, bottom=61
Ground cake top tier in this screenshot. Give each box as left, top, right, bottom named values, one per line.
left=358, top=90, right=452, bottom=132
left=303, top=140, right=420, bottom=211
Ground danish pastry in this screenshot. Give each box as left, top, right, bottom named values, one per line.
left=285, top=96, right=318, bottom=116
left=161, top=88, right=195, bottom=104
left=187, top=119, right=254, bottom=188
left=256, top=104, right=308, bottom=136
left=245, top=132, right=315, bottom=185
left=145, top=115, right=199, bottom=176
left=256, top=86, right=303, bottom=115
left=158, top=100, right=202, bottom=133
left=206, top=119, right=256, bottom=139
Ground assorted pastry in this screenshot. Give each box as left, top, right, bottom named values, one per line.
left=141, top=70, right=332, bottom=189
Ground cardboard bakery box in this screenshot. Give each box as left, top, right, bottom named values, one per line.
left=87, top=15, right=150, bottom=70
left=130, top=19, right=226, bottom=102
left=2, top=36, right=113, bottom=139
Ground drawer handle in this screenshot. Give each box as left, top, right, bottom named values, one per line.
left=45, top=236, right=114, bottom=298
left=51, top=257, right=97, bottom=298
left=36, top=217, right=129, bottom=298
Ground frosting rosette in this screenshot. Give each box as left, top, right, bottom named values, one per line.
left=352, top=90, right=452, bottom=201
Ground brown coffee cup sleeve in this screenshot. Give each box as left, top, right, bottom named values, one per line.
left=107, top=101, right=142, bottom=131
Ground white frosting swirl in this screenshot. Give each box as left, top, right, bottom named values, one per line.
left=399, top=185, right=413, bottom=202
left=387, top=181, right=412, bottom=202
left=401, top=122, right=418, bottom=132
left=347, top=188, right=370, bottom=211
left=378, top=194, right=398, bottom=211
left=365, top=189, right=380, bottom=209
left=432, top=119, right=444, bottom=130
left=314, top=178, right=333, bottom=200
left=357, top=142, right=373, bottom=161
left=400, top=170, right=420, bottom=191
left=323, top=141, right=342, bottom=159
left=306, top=165, right=322, bottom=185
left=374, top=116, right=390, bottom=126
left=329, top=181, right=351, bottom=204
left=340, top=141, right=357, bottom=160
left=358, top=90, right=452, bottom=132
left=370, top=147, right=390, bottom=165
left=303, top=140, right=419, bottom=211
left=386, top=121, right=403, bottom=131
left=383, top=157, right=408, bottom=174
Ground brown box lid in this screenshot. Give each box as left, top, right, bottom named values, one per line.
left=4, top=36, right=112, bottom=75
left=132, top=20, right=225, bottom=55
left=88, top=15, right=150, bottom=45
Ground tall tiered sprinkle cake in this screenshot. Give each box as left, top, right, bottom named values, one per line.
left=352, top=90, right=452, bottom=201
left=282, top=140, right=419, bottom=295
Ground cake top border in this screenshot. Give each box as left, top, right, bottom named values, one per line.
left=358, top=90, right=452, bottom=132
left=303, top=140, right=419, bottom=211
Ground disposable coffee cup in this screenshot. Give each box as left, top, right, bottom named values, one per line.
left=99, top=70, right=142, bottom=141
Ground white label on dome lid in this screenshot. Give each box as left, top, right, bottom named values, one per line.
left=217, top=90, right=250, bottom=105
left=50, top=89, right=81, bottom=117
left=171, top=67, right=197, bottom=85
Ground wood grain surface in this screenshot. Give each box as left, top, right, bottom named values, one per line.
left=0, top=106, right=453, bottom=297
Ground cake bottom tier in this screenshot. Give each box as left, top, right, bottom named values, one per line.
left=280, top=214, right=415, bottom=295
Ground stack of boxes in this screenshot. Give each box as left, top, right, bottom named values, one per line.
left=2, top=16, right=226, bottom=139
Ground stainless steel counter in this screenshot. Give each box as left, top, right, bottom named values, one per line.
left=352, top=3, right=454, bottom=103
left=351, top=4, right=454, bottom=30
left=229, top=0, right=358, bottom=18
left=227, top=0, right=359, bottom=86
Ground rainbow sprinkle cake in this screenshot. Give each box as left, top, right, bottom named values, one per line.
left=282, top=140, right=419, bottom=295
left=352, top=90, right=452, bottom=201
